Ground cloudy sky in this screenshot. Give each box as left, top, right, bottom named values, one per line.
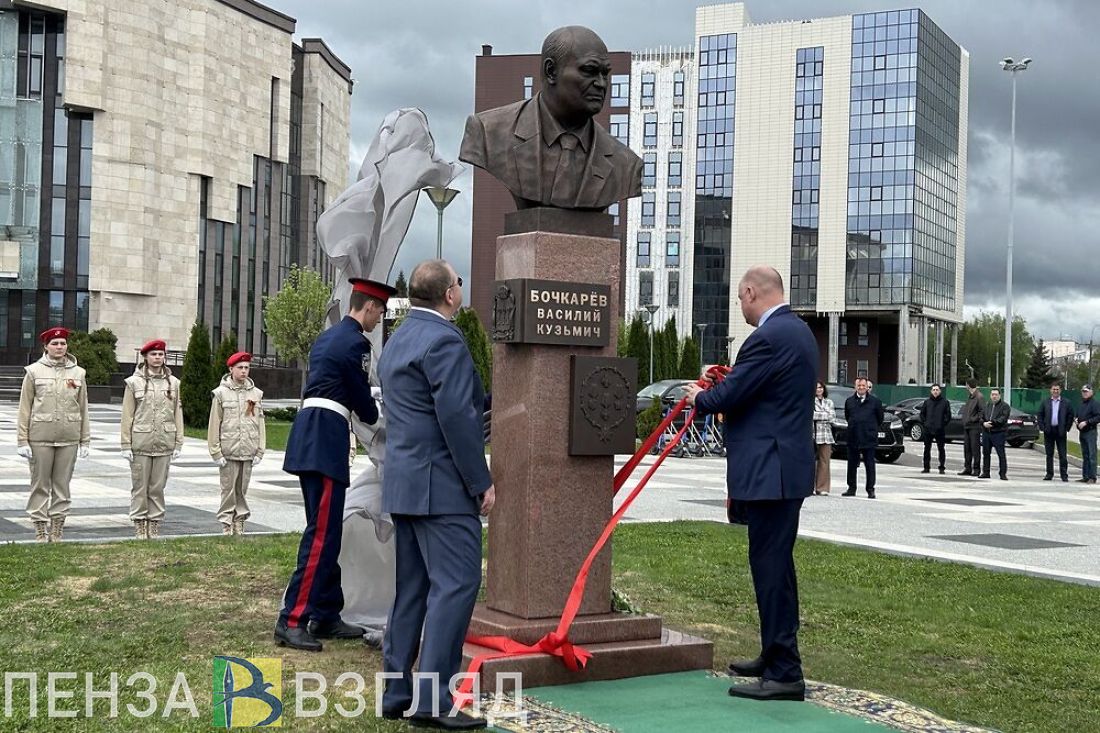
left=275, top=0, right=1100, bottom=343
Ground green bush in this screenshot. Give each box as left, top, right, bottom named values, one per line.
left=213, top=332, right=238, bottom=379
left=636, top=398, right=664, bottom=440
left=180, top=322, right=216, bottom=428
left=264, top=406, right=298, bottom=422
left=454, top=307, right=493, bottom=392
left=67, top=329, right=119, bottom=385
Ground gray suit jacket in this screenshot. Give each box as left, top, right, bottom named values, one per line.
left=460, top=94, right=642, bottom=210
left=378, top=310, right=492, bottom=516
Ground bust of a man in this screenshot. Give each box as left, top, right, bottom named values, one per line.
left=460, top=26, right=642, bottom=211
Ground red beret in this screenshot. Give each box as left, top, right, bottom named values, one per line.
left=349, top=278, right=398, bottom=304
left=40, top=327, right=70, bottom=343
left=140, top=339, right=166, bottom=354
left=227, top=351, right=252, bottom=367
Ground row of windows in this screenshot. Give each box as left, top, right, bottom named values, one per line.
left=638, top=70, right=686, bottom=109
left=639, top=191, right=682, bottom=228
left=641, top=152, right=684, bottom=189
left=636, top=270, right=681, bottom=309
left=636, top=231, right=681, bottom=268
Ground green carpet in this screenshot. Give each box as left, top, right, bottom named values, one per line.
left=486, top=671, right=996, bottom=733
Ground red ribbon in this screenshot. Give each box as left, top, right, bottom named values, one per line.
left=454, top=365, right=731, bottom=707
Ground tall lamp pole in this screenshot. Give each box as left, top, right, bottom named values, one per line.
left=422, top=187, right=460, bottom=259
left=645, top=303, right=660, bottom=384
left=695, top=323, right=708, bottom=372
left=1000, top=56, right=1031, bottom=408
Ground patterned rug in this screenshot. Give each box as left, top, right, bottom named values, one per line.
left=477, top=671, right=999, bottom=733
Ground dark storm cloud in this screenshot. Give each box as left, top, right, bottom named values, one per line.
left=275, top=0, right=1099, bottom=337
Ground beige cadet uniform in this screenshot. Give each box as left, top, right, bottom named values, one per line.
left=208, top=374, right=265, bottom=533
left=17, top=354, right=90, bottom=540
left=120, top=364, right=183, bottom=533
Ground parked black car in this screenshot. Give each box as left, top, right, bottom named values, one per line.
left=827, top=385, right=904, bottom=463
left=887, top=397, right=1038, bottom=447
left=636, top=379, right=692, bottom=414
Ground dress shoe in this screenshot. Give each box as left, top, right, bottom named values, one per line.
left=841, top=489, right=856, bottom=497
left=307, top=619, right=365, bottom=639
left=866, top=490, right=876, bottom=499
left=1089, top=478, right=1097, bottom=484
left=957, top=469, right=972, bottom=476
left=728, top=678, right=806, bottom=702
left=938, top=467, right=945, bottom=474
left=363, top=628, right=384, bottom=649
left=382, top=708, right=403, bottom=720
left=1043, top=475, right=1053, bottom=481
left=920, top=468, right=930, bottom=474
left=409, top=711, right=487, bottom=730
left=977, top=473, right=990, bottom=479
left=273, top=623, right=322, bottom=652
left=1062, top=477, right=1069, bottom=482
left=727, top=656, right=765, bottom=677
left=1000, top=475, right=1008, bottom=480
left=1076, top=478, right=1090, bottom=483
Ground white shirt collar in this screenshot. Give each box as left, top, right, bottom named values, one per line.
left=411, top=306, right=451, bottom=321
left=757, top=303, right=788, bottom=328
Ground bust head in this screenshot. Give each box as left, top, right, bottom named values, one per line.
left=540, top=26, right=611, bottom=130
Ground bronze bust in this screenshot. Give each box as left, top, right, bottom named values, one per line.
left=460, top=26, right=643, bottom=211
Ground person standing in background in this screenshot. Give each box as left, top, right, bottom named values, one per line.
left=958, top=380, right=983, bottom=476
left=1075, top=385, right=1099, bottom=484
left=208, top=352, right=266, bottom=535
left=812, top=381, right=835, bottom=495
left=842, top=377, right=884, bottom=498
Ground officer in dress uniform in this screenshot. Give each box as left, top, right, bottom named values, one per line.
left=274, top=277, right=395, bottom=652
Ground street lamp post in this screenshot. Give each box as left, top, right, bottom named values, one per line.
left=422, top=187, right=460, bottom=259
left=695, top=323, right=707, bottom=372
left=645, top=303, right=660, bottom=384
left=1000, top=56, right=1031, bottom=408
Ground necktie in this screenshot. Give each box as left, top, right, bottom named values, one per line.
left=550, top=133, right=580, bottom=207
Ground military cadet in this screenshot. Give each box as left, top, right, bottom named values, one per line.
left=274, top=278, right=394, bottom=652
left=16, top=327, right=91, bottom=542
left=121, top=340, right=183, bottom=540
left=208, top=351, right=266, bottom=536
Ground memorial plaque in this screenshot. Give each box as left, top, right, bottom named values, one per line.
left=492, top=278, right=611, bottom=347
left=569, top=355, right=637, bottom=456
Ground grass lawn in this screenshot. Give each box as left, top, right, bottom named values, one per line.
left=0, top=523, right=1096, bottom=731
left=184, top=420, right=294, bottom=452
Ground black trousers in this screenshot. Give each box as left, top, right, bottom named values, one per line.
left=1044, top=432, right=1069, bottom=479
left=746, top=499, right=805, bottom=683
left=846, top=446, right=876, bottom=493
left=279, top=472, right=347, bottom=628
left=982, top=431, right=1007, bottom=478
left=922, top=429, right=946, bottom=470
left=962, top=426, right=982, bottom=473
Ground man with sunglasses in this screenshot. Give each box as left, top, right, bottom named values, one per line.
left=275, top=277, right=395, bottom=652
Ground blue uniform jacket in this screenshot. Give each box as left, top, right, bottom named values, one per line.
left=283, top=316, right=377, bottom=485
left=694, top=306, right=817, bottom=501
left=378, top=309, right=492, bottom=516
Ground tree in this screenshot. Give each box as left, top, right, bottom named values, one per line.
left=212, top=332, right=239, bottom=384
left=394, top=269, right=408, bottom=298
left=263, top=265, right=332, bottom=393
left=181, top=322, right=216, bottom=428
left=454, top=307, right=493, bottom=392
left=656, top=316, right=679, bottom=382
left=678, top=335, right=701, bottom=379
left=616, top=319, right=628, bottom=358
left=625, top=313, right=650, bottom=386
left=957, top=311, right=1033, bottom=387
left=67, top=329, right=119, bottom=385
left=1022, top=339, right=1057, bottom=389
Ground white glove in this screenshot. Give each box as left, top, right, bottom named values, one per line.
left=78, top=445, right=89, bottom=460
left=216, top=457, right=228, bottom=468
left=16, top=445, right=32, bottom=461
left=171, top=449, right=181, bottom=462
left=370, top=386, right=383, bottom=401
left=251, top=455, right=262, bottom=467
left=121, top=450, right=134, bottom=463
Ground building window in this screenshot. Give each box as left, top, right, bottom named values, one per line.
left=666, top=232, right=680, bottom=267
left=609, top=113, right=629, bottom=146
left=636, top=231, right=651, bottom=268
left=523, top=76, right=533, bottom=100
left=641, top=72, right=655, bottom=107
left=641, top=192, right=655, bottom=227
left=858, top=321, right=869, bottom=347
left=840, top=321, right=848, bottom=346
left=47, top=290, right=63, bottom=325
left=610, top=74, right=629, bottom=107
left=856, top=359, right=869, bottom=378
left=673, top=70, right=685, bottom=107
left=667, top=192, right=681, bottom=228
left=668, top=152, right=682, bottom=188
left=639, top=271, right=654, bottom=305
left=642, top=153, right=657, bottom=188
left=608, top=202, right=620, bottom=228
left=838, top=359, right=849, bottom=384
left=643, top=112, right=658, bottom=148
left=667, top=270, right=679, bottom=307
left=790, top=46, right=824, bottom=308
left=74, top=290, right=88, bottom=332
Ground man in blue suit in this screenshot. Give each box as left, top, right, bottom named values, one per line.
left=379, top=259, right=495, bottom=731
left=686, top=266, right=816, bottom=702
left=274, top=278, right=395, bottom=652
